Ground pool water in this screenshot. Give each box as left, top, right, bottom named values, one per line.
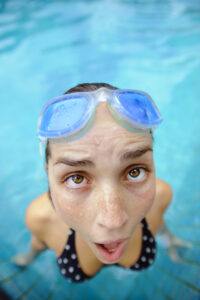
left=0, top=0, right=200, bottom=299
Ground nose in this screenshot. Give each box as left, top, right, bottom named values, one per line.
left=96, top=186, right=128, bottom=231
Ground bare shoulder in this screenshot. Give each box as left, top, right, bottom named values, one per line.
left=145, top=178, right=173, bottom=234
left=25, top=192, right=56, bottom=238
left=25, top=192, right=70, bottom=254
left=155, top=178, right=173, bottom=213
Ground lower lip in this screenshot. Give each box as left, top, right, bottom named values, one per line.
left=94, top=240, right=128, bottom=263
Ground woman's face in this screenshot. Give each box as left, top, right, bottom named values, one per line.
left=47, top=102, right=156, bottom=263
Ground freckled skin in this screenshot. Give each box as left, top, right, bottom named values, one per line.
left=47, top=102, right=155, bottom=263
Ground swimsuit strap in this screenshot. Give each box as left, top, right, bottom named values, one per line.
left=67, top=228, right=76, bottom=249
left=141, top=217, right=148, bottom=229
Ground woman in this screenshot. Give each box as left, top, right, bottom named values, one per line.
left=12, top=82, right=179, bottom=283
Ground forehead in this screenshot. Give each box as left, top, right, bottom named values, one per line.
left=49, top=102, right=152, bottom=158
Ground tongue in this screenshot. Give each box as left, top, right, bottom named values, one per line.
left=102, top=241, right=119, bottom=250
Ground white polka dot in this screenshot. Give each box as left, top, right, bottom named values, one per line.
left=68, top=229, right=73, bottom=235
left=65, top=245, right=70, bottom=250
left=143, top=235, right=148, bottom=241
left=141, top=256, right=146, bottom=262
left=149, top=237, right=154, bottom=243
left=58, top=258, right=62, bottom=264
left=152, top=248, right=156, bottom=253
left=134, top=263, right=140, bottom=268
left=71, top=253, right=76, bottom=259
left=68, top=266, right=74, bottom=273
left=63, top=258, right=68, bottom=264
left=61, top=269, right=66, bottom=275
left=149, top=259, right=153, bottom=264
left=145, top=247, right=151, bottom=253
left=75, top=274, right=81, bottom=281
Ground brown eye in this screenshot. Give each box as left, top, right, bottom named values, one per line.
left=127, top=167, right=146, bottom=182
left=71, top=175, right=84, bottom=184
left=129, top=168, right=140, bottom=178
left=64, top=173, right=88, bottom=189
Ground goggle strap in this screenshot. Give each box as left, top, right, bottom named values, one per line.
left=39, top=139, right=47, bottom=158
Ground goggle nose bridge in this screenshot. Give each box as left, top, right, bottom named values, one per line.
left=92, top=87, right=115, bottom=103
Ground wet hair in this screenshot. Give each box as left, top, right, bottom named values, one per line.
left=45, top=82, right=118, bottom=164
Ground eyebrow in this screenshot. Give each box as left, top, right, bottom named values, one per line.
left=54, top=146, right=152, bottom=168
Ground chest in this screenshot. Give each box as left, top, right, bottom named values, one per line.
left=44, top=206, right=163, bottom=276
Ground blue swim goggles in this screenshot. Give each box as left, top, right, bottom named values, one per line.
left=37, top=87, right=162, bottom=141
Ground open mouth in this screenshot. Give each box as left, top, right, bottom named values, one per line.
left=94, top=239, right=128, bottom=263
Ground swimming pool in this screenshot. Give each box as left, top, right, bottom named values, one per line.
left=0, top=0, right=200, bottom=299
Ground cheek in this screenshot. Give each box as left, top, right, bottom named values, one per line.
left=129, top=176, right=156, bottom=215
left=51, top=188, right=78, bottom=222
left=49, top=181, right=94, bottom=230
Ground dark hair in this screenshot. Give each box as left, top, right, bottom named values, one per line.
left=45, top=82, right=118, bottom=163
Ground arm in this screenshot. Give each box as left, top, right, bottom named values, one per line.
left=156, top=179, right=173, bottom=232
left=156, top=180, right=193, bottom=262
left=11, top=194, right=49, bottom=267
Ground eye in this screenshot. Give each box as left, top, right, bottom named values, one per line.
left=64, top=174, right=88, bottom=189
left=127, top=167, right=147, bottom=182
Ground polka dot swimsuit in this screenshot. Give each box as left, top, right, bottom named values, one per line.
left=57, top=218, right=157, bottom=283
left=57, top=228, right=91, bottom=283
left=121, top=218, right=157, bottom=271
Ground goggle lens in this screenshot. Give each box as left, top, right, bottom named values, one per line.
left=116, top=91, right=161, bottom=126
left=39, top=95, right=89, bottom=138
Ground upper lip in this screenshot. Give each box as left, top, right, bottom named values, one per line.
left=95, top=238, right=128, bottom=245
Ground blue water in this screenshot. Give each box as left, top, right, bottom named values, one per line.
left=0, top=0, right=200, bottom=299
